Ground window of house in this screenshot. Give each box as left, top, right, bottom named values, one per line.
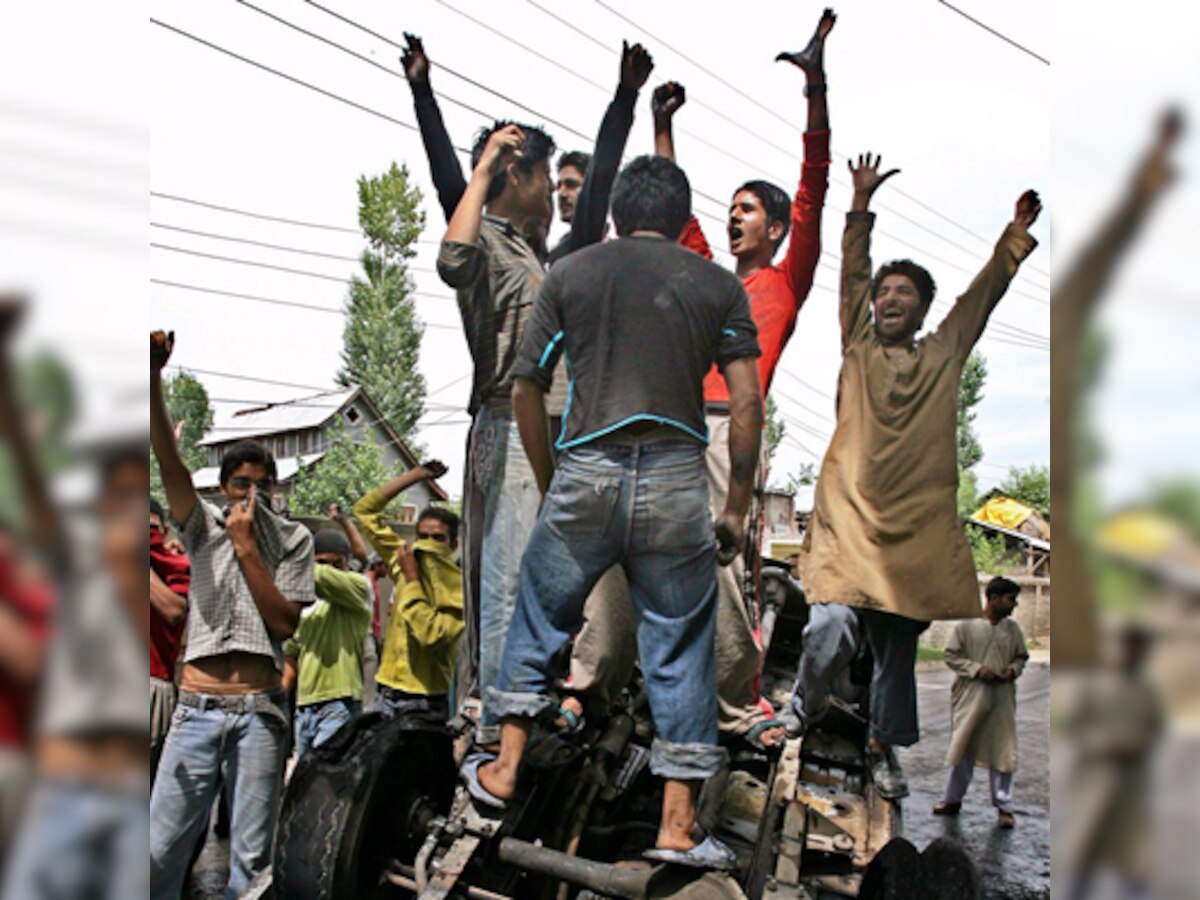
left=345, top=406, right=361, bottom=425
left=398, top=504, right=417, bottom=524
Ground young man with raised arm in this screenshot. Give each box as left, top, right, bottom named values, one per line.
left=570, top=8, right=837, bottom=753
left=148, top=331, right=314, bottom=899
left=464, top=155, right=762, bottom=871
left=799, top=156, right=1042, bottom=799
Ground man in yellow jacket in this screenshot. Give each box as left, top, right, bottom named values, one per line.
left=354, top=462, right=463, bottom=722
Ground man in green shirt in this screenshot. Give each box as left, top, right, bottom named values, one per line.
left=283, top=529, right=372, bottom=755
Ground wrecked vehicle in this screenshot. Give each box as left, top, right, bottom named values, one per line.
left=247, top=560, right=902, bottom=900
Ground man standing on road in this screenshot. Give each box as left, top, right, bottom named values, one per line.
left=934, top=576, right=1029, bottom=828
left=466, top=155, right=762, bottom=870
left=798, top=156, right=1042, bottom=800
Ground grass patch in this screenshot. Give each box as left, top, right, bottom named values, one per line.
left=917, top=646, right=945, bottom=663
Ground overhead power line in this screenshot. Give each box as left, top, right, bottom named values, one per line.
left=150, top=190, right=360, bottom=233
left=935, top=1, right=1049, bottom=66
left=150, top=17, right=421, bottom=131
left=150, top=278, right=461, bottom=330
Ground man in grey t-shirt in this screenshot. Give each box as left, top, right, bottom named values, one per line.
left=466, top=156, right=763, bottom=871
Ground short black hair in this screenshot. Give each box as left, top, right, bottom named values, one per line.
left=872, top=260, right=937, bottom=308
left=734, top=180, right=791, bottom=249
left=418, top=505, right=460, bottom=544
left=610, top=155, right=691, bottom=240
left=557, top=150, right=591, bottom=175
left=218, top=440, right=277, bottom=488
left=150, top=497, right=164, bottom=522
left=99, top=443, right=149, bottom=486
left=985, top=576, right=1021, bottom=600
left=470, top=121, right=557, bottom=205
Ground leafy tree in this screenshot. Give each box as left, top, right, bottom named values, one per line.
left=957, top=467, right=980, bottom=517
left=150, top=370, right=213, bottom=504
left=966, top=524, right=1013, bottom=575
left=999, top=464, right=1050, bottom=516
left=764, top=396, right=785, bottom=464
left=957, top=351, right=987, bottom=473
left=337, top=163, right=428, bottom=442
left=289, top=418, right=395, bottom=517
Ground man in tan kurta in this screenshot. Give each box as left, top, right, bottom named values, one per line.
left=798, top=152, right=1041, bottom=799
left=934, top=576, right=1029, bottom=827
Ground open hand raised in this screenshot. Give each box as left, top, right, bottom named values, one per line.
left=401, top=33, right=429, bottom=83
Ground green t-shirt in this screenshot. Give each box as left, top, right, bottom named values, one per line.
left=285, top=565, right=372, bottom=706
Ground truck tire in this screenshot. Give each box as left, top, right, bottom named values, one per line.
left=273, top=712, right=456, bottom=900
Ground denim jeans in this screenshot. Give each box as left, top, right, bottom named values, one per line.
left=294, top=697, right=361, bottom=757
left=490, top=439, right=727, bottom=781
left=2, top=780, right=147, bottom=900
left=470, top=406, right=541, bottom=743
left=376, top=686, right=449, bottom=723
left=149, top=690, right=289, bottom=900
left=790, top=602, right=862, bottom=730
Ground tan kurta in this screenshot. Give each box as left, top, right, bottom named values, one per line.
left=944, top=617, right=1029, bottom=771
left=800, top=211, right=1037, bottom=620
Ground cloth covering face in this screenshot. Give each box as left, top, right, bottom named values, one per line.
left=284, top=565, right=372, bottom=707
left=944, top=616, right=1029, bottom=772
left=800, top=212, right=1037, bottom=621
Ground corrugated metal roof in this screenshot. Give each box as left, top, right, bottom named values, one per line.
left=197, top=387, right=359, bottom=446
left=192, top=451, right=326, bottom=490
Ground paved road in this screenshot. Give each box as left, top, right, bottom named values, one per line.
left=898, top=659, right=1051, bottom=899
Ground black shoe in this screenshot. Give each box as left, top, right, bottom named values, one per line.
left=867, top=744, right=909, bottom=800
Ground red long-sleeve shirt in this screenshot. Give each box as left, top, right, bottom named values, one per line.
left=682, top=130, right=831, bottom=404
left=149, top=529, right=189, bottom=683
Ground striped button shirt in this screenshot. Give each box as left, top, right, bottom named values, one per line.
left=180, top=499, right=315, bottom=671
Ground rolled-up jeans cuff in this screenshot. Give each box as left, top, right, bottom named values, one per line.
left=649, top=738, right=728, bottom=781
left=485, top=687, right=556, bottom=722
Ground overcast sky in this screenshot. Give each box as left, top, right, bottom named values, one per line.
left=7, top=0, right=1056, bottom=502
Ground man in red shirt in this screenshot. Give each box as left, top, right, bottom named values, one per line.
left=570, top=9, right=836, bottom=751
left=0, top=526, right=55, bottom=853
left=149, top=498, right=189, bottom=784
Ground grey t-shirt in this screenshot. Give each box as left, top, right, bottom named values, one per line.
left=514, top=235, right=760, bottom=449
left=38, top=523, right=146, bottom=739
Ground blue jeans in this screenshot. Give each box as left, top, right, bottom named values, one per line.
left=294, top=697, right=361, bottom=757
left=490, top=440, right=727, bottom=781
left=2, top=780, right=147, bottom=900
left=376, top=686, right=449, bottom=723
left=149, top=690, right=289, bottom=900
left=472, top=406, right=541, bottom=743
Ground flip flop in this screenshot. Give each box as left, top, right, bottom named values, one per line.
left=745, top=719, right=786, bottom=751
left=460, top=752, right=507, bottom=809
left=557, top=705, right=586, bottom=734
left=644, top=834, right=737, bottom=871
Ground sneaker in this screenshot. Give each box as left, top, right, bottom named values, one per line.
left=867, top=745, right=909, bottom=800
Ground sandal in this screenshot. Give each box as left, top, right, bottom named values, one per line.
left=556, top=705, right=586, bottom=734
left=741, top=719, right=787, bottom=756
left=460, top=752, right=507, bottom=809
left=644, top=834, right=737, bottom=871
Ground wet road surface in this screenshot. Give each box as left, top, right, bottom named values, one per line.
left=898, top=658, right=1051, bottom=899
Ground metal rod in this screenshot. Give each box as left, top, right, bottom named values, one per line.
left=496, top=837, right=652, bottom=899
left=387, top=864, right=512, bottom=900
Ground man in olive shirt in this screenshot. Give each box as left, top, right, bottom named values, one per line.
left=283, top=529, right=371, bottom=755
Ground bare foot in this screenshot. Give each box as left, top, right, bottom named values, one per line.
left=775, top=8, right=836, bottom=74
left=477, top=758, right=518, bottom=801
left=655, top=829, right=697, bottom=852
left=756, top=724, right=786, bottom=748
left=554, top=695, right=584, bottom=730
